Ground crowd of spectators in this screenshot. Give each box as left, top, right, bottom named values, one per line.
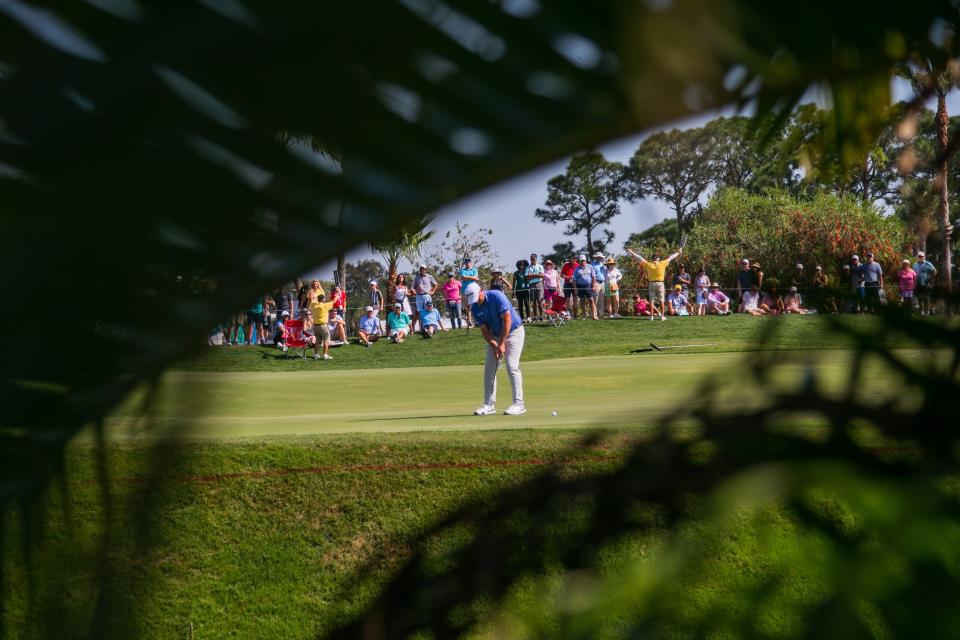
left=208, top=248, right=943, bottom=355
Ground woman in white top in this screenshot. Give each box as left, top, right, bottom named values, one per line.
left=694, top=267, right=711, bottom=316
left=391, top=274, right=412, bottom=315
left=603, top=258, right=623, bottom=317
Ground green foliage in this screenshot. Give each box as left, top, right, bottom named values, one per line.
left=344, top=259, right=385, bottom=295
left=535, top=151, right=628, bottom=252
left=628, top=127, right=716, bottom=233
left=685, top=189, right=912, bottom=286
left=424, top=222, right=501, bottom=277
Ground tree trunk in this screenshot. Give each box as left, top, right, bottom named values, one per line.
left=584, top=207, right=593, bottom=255
left=936, top=93, right=952, bottom=292
left=337, top=254, right=346, bottom=290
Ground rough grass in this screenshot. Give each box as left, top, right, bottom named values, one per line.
left=179, top=314, right=914, bottom=372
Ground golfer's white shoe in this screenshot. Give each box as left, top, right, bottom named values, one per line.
left=504, top=403, right=526, bottom=416
left=474, top=404, right=496, bottom=416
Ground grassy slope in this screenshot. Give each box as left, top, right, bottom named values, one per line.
left=2, top=430, right=840, bottom=640
left=178, top=315, right=910, bottom=372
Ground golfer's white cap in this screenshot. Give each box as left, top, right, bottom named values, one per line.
left=464, top=283, right=481, bottom=305
left=365, top=306, right=374, bottom=312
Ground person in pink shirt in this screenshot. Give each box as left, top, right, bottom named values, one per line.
left=442, top=273, right=464, bottom=328
left=633, top=294, right=651, bottom=316
left=542, top=259, right=560, bottom=306
left=897, top=259, right=917, bottom=311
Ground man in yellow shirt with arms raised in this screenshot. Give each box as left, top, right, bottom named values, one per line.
left=626, top=246, right=683, bottom=321
left=309, top=293, right=336, bottom=360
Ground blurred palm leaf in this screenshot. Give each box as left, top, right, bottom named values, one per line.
left=2, top=0, right=960, bottom=635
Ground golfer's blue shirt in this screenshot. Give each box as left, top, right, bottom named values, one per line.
left=471, top=290, right=522, bottom=337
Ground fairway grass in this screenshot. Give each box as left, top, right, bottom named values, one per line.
left=109, top=349, right=912, bottom=440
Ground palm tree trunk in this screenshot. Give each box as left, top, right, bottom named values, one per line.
left=936, top=93, right=953, bottom=292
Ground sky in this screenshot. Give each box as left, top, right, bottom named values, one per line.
left=309, top=78, right=960, bottom=280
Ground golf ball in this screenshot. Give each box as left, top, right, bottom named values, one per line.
left=551, top=411, right=557, bottom=416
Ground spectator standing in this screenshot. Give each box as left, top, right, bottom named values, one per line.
left=306, top=279, right=325, bottom=306
left=526, top=253, right=545, bottom=321
left=419, top=298, right=447, bottom=338
left=386, top=303, right=412, bottom=342
left=604, top=257, right=622, bottom=317
left=672, top=264, right=692, bottom=294
left=812, top=265, right=837, bottom=313
left=391, top=274, right=412, bottom=316
left=357, top=306, right=383, bottom=347
left=897, top=259, right=917, bottom=311
left=369, top=280, right=384, bottom=313
left=862, top=251, right=884, bottom=310
left=791, top=263, right=807, bottom=290
left=490, top=269, right=511, bottom=292
left=309, top=293, right=335, bottom=360
left=706, top=283, right=731, bottom=315
left=750, top=262, right=764, bottom=291
left=694, top=267, right=710, bottom=315
left=460, top=258, right=480, bottom=327
left=442, top=273, right=463, bottom=328
left=542, top=259, right=560, bottom=307
left=264, top=295, right=277, bottom=338
left=590, top=252, right=607, bottom=319
left=329, top=283, right=346, bottom=317
left=573, top=254, right=596, bottom=320
left=513, top=259, right=530, bottom=322
left=913, top=251, right=937, bottom=315
left=849, top=255, right=866, bottom=312
left=465, top=284, right=526, bottom=416
left=560, top=256, right=578, bottom=318
left=247, top=297, right=265, bottom=345
left=626, top=247, right=682, bottom=322
left=275, top=283, right=295, bottom=320
left=413, top=264, right=438, bottom=330
left=736, top=259, right=753, bottom=303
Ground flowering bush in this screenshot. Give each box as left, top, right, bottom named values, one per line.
left=684, top=189, right=912, bottom=287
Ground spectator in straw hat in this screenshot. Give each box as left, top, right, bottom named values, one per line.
left=706, top=283, right=731, bottom=315
left=604, top=256, right=622, bottom=317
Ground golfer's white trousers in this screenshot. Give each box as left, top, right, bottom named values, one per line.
left=483, top=325, right=524, bottom=406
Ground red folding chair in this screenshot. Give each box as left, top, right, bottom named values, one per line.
left=544, top=294, right=568, bottom=327
left=283, top=319, right=309, bottom=359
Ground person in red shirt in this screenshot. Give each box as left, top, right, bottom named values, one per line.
left=560, top=256, right=578, bottom=318
left=329, top=284, right=347, bottom=317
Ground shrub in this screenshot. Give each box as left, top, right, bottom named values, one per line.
left=684, top=189, right=912, bottom=288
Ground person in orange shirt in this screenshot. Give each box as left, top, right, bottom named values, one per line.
left=626, top=246, right=682, bottom=321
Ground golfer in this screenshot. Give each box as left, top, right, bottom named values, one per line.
left=465, top=283, right=526, bottom=416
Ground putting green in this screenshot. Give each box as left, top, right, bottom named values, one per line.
left=105, top=350, right=910, bottom=439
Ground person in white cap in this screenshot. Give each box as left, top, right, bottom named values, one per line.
left=913, top=250, right=937, bottom=315
left=368, top=279, right=384, bottom=313
left=357, top=306, right=383, bottom=347
left=573, top=254, right=596, bottom=319
left=464, top=283, right=526, bottom=416
left=791, top=263, right=806, bottom=290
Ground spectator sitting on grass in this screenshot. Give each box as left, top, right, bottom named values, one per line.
left=357, top=306, right=382, bottom=347
left=706, top=283, right=731, bottom=315
left=783, top=287, right=807, bottom=314
left=419, top=298, right=447, bottom=338
left=760, top=283, right=783, bottom=315
left=634, top=294, right=651, bottom=317
left=387, top=303, right=412, bottom=343
left=667, top=284, right=691, bottom=316
left=739, top=284, right=766, bottom=315
left=327, top=311, right=348, bottom=344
